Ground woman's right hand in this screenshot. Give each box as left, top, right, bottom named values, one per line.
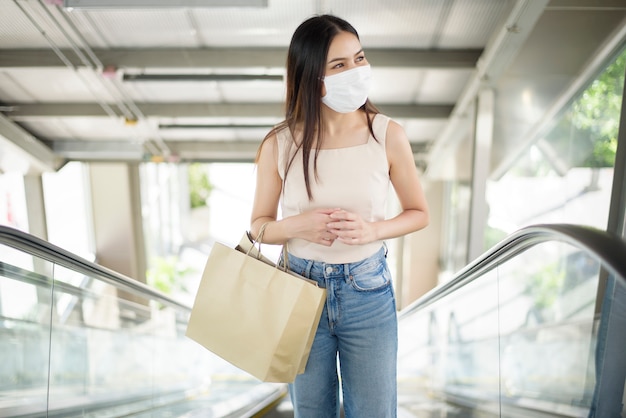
left=288, top=208, right=340, bottom=246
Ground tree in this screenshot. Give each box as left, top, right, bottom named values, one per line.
left=188, top=163, right=213, bottom=209
left=569, top=48, right=625, bottom=167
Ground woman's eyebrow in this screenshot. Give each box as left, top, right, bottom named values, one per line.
left=327, top=49, right=364, bottom=64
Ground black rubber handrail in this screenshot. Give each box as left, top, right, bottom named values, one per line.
left=400, top=223, right=626, bottom=317
left=2, top=223, right=624, bottom=317
left=0, top=225, right=191, bottom=311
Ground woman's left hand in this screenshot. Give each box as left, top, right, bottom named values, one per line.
left=326, top=209, right=376, bottom=245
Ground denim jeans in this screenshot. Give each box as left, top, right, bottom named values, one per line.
left=281, top=245, right=398, bottom=418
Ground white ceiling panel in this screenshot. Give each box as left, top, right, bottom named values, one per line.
left=416, top=69, right=474, bottom=103
left=123, top=81, right=225, bottom=103
left=2, top=68, right=117, bottom=103
left=369, top=68, right=472, bottom=105
left=332, top=0, right=447, bottom=49
left=74, top=9, right=199, bottom=48
left=218, top=81, right=286, bottom=103
left=190, top=1, right=317, bottom=47
left=158, top=126, right=270, bottom=141
left=401, top=119, right=448, bottom=143
left=0, top=71, right=38, bottom=101
left=0, top=1, right=67, bottom=48
left=369, top=68, right=427, bottom=104
left=1, top=0, right=624, bottom=175
left=439, top=0, right=515, bottom=48
left=156, top=115, right=281, bottom=125
left=17, top=117, right=75, bottom=139
left=123, top=78, right=286, bottom=103
left=66, top=0, right=317, bottom=48
left=20, top=117, right=153, bottom=141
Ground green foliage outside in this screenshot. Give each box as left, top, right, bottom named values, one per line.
left=484, top=225, right=508, bottom=251
left=572, top=47, right=624, bottom=167
left=189, top=163, right=213, bottom=209
left=526, top=262, right=566, bottom=311
left=146, top=256, right=192, bottom=295
left=545, top=47, right=625, bottom=168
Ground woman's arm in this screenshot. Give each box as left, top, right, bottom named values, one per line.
left=250, top=134, right=282, bottom=242
left=250, top=133, right=339, bottom=246
left=382, top=119, right=430, bottom=236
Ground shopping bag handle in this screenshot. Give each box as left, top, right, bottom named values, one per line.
left=245, top=224, right=321, bottom=287
left=249, top=222, right=291, bottom=272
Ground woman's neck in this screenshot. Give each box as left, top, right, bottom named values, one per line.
left=322, top=109, right=366, bottom=136
left=319, top=110, right=370, bottom=149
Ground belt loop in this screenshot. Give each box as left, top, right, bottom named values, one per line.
left=383, top=242, right=388, bottom=258
left=304, top=259, right=314, bottom=279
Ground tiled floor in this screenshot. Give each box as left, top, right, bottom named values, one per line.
left=261, top=398, right=350, bottom=418
left=260, top=397, right=293, bottom=417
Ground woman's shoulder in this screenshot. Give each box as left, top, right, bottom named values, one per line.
left=272, top=122, right=297, bottom=145
left=371, top=113, right=406, bottom=137
left=372, top=113, right=404, bottom=129
left=370, top=112, right=390, bottom=123
left=381, top=115, right=411, bottom=163
left=370, top=113, right=395, bottom=143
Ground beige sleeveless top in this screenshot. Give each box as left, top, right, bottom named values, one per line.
left=276, top=113, right=391, bottom=263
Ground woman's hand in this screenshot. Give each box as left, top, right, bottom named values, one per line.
left=289, top=208, right=340, bottom=246
left=326, top=210, right=376, bottom=245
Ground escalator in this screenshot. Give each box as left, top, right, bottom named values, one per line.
left=396, top=224, right=626, bottom=417
left=0, top=225, right=287, bottom=418
left=1, top=224, right=625, bottom=417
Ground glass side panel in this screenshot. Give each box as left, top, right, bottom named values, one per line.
left=485, top=47, right=625, bottom=250
left=398, top=240, right=606, bottom=416
left=0, top=244, right=55, bottom=416
left=44, top=263, right=220, bottom=416
left=0, top=172, right=29, bottom=232
left=497, top=244, right=598, bottom=412
left=398, top=269, right=501, bottom=414
left=42, top=162, right=94, bottom=261
left=0, top=240, right=284, bottom=417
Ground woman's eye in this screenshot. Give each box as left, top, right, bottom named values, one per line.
left=356, top=55, right=365, bottom=62
left=332, top=63, right=344, bottom=69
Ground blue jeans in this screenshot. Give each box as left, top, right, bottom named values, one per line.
left=281, top=245, right=398, bottom=418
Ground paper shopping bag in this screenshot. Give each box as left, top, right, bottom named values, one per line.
left=185, top=236, right=326, bottom=383
left=235, top=231, right=323, bottom=375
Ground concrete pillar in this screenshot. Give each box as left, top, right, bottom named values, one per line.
left=23, top=174, right=48, bottom=241
left=89, top=162, right=146, bottom=283
left=398, top=180, right=443, bottom=309
left=23, top=173, right=55, bottom=323
left=467, top=89, right=495, bottom=263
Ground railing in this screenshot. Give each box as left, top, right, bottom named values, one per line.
left=2, top=223, right=625, bottom=417
left=397, top=224, right=626, bottom=417
left=0, top=225, right=286, bottom=418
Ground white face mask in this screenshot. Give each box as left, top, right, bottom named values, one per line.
left=322, top=65, right=372, bottom=113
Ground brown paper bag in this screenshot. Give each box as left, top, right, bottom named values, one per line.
left=185, top=232, right=326, bottom=383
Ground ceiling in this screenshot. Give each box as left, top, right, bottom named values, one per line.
left=1, top=0, right=625, bottom=179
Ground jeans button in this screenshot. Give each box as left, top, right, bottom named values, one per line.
left=325, top=266, right=333, bottom=275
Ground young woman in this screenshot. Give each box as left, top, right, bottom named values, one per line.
left=250, top=14, right=429, bottom=418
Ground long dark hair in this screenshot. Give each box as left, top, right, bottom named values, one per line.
left=257, top=14, right=379, bottom=200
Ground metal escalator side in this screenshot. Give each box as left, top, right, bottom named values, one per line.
left=396, top=223, right=626, bottom=417
left=0, top=225, right=286, bottom=418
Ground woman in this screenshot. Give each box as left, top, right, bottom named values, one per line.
left=250, top=14, right=429, bottom=418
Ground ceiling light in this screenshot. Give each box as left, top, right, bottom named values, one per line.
left=123, top=74, right=282, bottom=82
left=63, top=0, right=267, bottom=9
left=159, top=124, right=274, bottom=129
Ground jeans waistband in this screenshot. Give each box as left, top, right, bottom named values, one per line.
left=284, top=244, right=387, bottom=279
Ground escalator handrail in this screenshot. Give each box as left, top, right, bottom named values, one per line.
left=399, top=223, right=626, bottom=317
left=4, top=223, right=624, bottom=317
left=0, top=225, right=191, bottom=311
